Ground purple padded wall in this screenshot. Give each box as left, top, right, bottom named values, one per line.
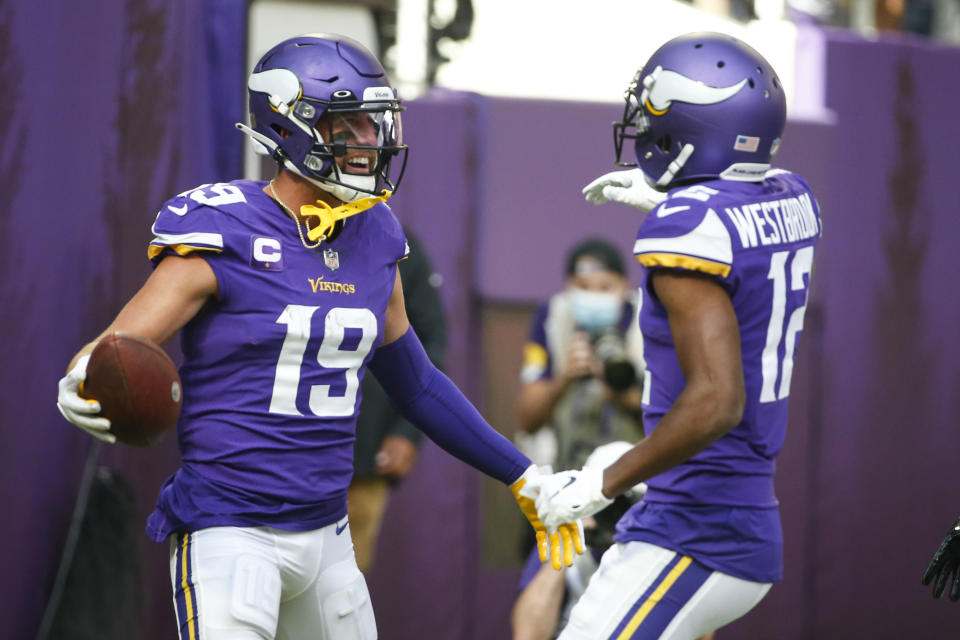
left=725, top=29, right=960, bottom=640
left=472, top=96, right=648, bottom=302
left=795, top=29, right=960, bottom=638
left=1, top=1, right=238, bottom=638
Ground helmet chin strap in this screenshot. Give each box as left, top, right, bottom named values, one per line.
left=655, top=143, right=695, bottom=187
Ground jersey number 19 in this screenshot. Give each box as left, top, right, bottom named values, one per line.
left=269, top=305, right=377, bottom=417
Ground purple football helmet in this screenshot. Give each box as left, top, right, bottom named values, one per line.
left=613, top=32, right=786, bottom=188
left=238, top=34, right=407, bottom=202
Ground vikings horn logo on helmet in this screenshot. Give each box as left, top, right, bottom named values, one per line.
left=640, top=66, right=749, bottom=115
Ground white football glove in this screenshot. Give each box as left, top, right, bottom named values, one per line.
left=582, top=168, right=667, bottom=213
left=512, top=464, right=585, bottom=570
left=534, top=467, right=614, bottom=532
left=56, top=355, right=115, bottom=443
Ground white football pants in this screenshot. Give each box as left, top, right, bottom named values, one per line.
left=169, top=517, right=375, bottom=640
left=559, top=541, right=771, bottom=640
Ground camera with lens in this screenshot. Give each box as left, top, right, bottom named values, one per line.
left=590, top=329, right=638, bottom=392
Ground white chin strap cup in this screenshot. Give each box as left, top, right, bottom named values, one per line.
left=318, top=172, right=377, bottom=204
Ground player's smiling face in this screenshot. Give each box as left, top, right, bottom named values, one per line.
left=318, top=111, right=378, bottom=176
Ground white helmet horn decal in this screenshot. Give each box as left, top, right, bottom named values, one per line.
left=248, top=68, right=302, bottom=109
left=641, top=66, right=748, bottom=114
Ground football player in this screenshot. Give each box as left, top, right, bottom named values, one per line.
left=56, top=34, right=581, bottom=640
left=526, top=33, right=822, bottom=639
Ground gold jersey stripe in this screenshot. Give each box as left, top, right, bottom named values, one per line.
left=522, top=342, right=548, bottom=367
left=148, top=244, right=224, bottom=260
left=635, top=252, right=731, bottom=278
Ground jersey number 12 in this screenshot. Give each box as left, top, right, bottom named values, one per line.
left=760, top=247, right=814, bottom=403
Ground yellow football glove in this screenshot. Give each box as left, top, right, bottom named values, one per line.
left=510, top=465, right=584, bottom=571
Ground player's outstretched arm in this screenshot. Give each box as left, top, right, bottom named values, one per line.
left=923, top=517, right=960, bottom=601
left=602, top=271, right=744, bottom=493
left=373, top=271, right=583, bottom=569
left=534, top=270, right=744, bottom=529
left=57, top=255, right=218, bottom=440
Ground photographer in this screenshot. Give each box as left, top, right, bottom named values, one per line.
left=511, top=238, right=645, bottom=640
left=516, top=238, right=645, bottom=473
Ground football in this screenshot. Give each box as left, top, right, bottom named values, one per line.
left=80, top=332, right=182, bottom=447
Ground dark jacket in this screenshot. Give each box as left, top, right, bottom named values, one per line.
left=352, top=230, right=447, bottom=477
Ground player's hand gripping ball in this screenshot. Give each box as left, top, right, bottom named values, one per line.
left=80, top=332, right=182, bottom=447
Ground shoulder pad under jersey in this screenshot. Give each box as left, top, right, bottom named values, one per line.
left=148, top=183, right=253, bottom=262
left=634, top=190, right=733, bottom=279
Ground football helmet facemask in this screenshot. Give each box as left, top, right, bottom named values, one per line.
left=238, top=33, right=407, bottom=203
left=613, top=32, right=786, bottom=188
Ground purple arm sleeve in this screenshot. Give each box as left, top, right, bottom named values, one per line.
left=367, top=327, right=530, bottom=485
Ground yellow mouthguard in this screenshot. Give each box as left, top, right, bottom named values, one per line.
left=302, top=190, right=392, bottom=242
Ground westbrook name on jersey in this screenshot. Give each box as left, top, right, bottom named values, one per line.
left=144, top=180, right=407, bottom=542
left=616, top=170, right=822, bottom=583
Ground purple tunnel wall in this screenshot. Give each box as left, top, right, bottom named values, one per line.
left=4, top=3, right=960, bottom=638
left=0, top=1, right=243, bottom=638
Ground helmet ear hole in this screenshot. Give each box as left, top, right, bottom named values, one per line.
left=270, top=124, right=293, bottom=139
left=656, top=135, right=672, bottom=153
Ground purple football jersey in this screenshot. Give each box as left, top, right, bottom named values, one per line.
left=615, top=170, right=821, bottom=582
left=144, top=180, right=407, bottom=542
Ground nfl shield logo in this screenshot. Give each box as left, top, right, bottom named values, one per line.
left=323, top=248, right=340, bottom=271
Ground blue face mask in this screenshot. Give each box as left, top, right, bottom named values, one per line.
left=568, top=289, right=622, bottom=333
